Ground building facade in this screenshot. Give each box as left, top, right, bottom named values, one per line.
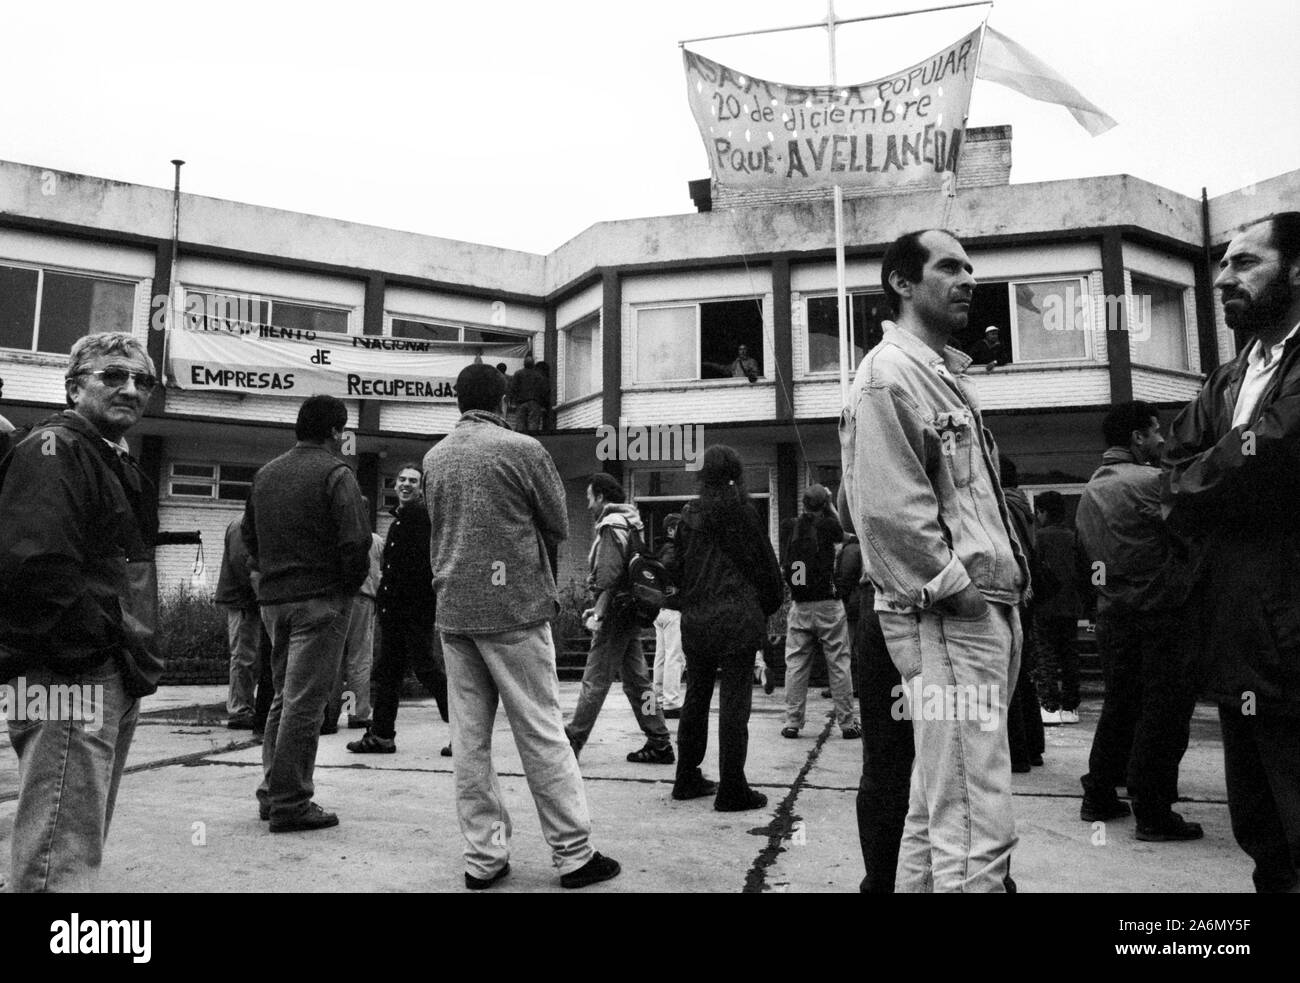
left=1, top=132, right=1294, bottom=595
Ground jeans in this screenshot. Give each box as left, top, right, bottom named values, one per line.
left=514, top=401, right=544, bottom=433
left=441, top=623, right=594, bottom=878
left=855, top=604, right=914, bottom=893
left=566, top=613, right=669, bottom=751
left=1032, top=614, right=1079, bottom=712
left=1218, top=705, right=1300, bottom=893
left=258, top=593, right=351, bottom=819
left=328, top=594, right=375, bottom=725
left=653, top=608, right=686, bottom=712
left=371, top=612, right=449, bottom=739
left=675, top=643, right=755, bottom=804
left=224, top=605, right=263, bottom=717
left=1081, top=606, right=1196, bottom=819
left=5, top=659, right=139, bottom=892
left=784, top=599, right=858, bottom=733
left=879, top=602, right=1021, bottom=893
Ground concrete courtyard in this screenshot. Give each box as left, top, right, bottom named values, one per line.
left=0, top=682, right=1250, bottom=893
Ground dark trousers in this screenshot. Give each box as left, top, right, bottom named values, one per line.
left=1219, top=706, right=1300, bottom=893
left=253, top=626, right=274, bottom=731
left=1033, top=614, right=1080, bottom=712
left=675, top=644, right=755, bottom=803
left=854, top=599, right=914, bottom=893
left=371, top=612, right=449, bottom=739
left=1081, top=606, right=1195, bottom=819
left=1008, top=605, right=1045, bottom=768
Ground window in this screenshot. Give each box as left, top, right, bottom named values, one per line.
left=184, top=290, right=348, bottom=335
left=563, top=313, right=600, bottom=402
left=389, top=317, right=527, bottom=346
left=381, top=474, right=401, bottom=511
left=633, top=298, right=764, bottom=383
left=168, top=462, right=259, bottom=502
left=631, top=466, right=771, bottom=551
left=0, top=263, right=136, bottom=354
left=804, top=292, right=889, bottom=373
left=1129, top=275, right=1189, bottom=371
left=950, top=277, right=1092, bottom=366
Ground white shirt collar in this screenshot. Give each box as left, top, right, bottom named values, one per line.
left=1247, top=320, right=1300, bottom=371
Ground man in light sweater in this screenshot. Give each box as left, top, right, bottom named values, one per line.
left=423, top=363, right=620, bottom=890
left=243, top=394, right=370, bottom=833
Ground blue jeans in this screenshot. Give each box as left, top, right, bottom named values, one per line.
left=224, top=604, right=263, bottom=717
left=5, top=659, right=139, bottom=892
left=258, top=593, right=351, bottom=819
left=879, top=602, right=1021, bottom=892
left=784, top=599, right=858, bottom=732
left=442, top=623, right=594, bottom=879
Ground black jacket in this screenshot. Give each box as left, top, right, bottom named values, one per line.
left=664, top=499, right=781, bottom=657
left=376, top=498, right=436, bottom=622
left=0, top=410, right=161, bottom=696
left=780, top=512, right=843, bottom=603
left=1162, top=329, right=1300, bottom=712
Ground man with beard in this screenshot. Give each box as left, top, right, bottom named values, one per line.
left=839, top=229, right=1028, bottom=892
left=1162, top=212, right=1300, bottom=892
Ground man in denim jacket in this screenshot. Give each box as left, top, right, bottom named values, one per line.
left=839, top=229, right=1028, bottom=892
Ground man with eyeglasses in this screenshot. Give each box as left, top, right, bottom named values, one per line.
left=0, top=332, right=162, bottom=891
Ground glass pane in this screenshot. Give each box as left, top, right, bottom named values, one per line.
left=185, top=291, right=267, bottom=333
left=392, top=318, right=458, bottom=341
left=273, top=301, right=348, bottom=335
left=1129, top=277, right=1188, bottom=371
left=38, top=273, right=135, bottom=354
left=217, top=483, right=251, bottom=502
left=0, top=265, right=39, bottom=351
left=172, top=463, right=216, bottom=478
left=635, top=306, right=695, bottom=382
left=807, top=293, right=887, bottom=373
left=220, top=464, right=260, bottom=483
left=170, top=482, right=214, bottom=498
left=564, top=315, right=597, bottom=401
left=1013, top=280, right=1088, bottom=361
left=464, top=328, right=522, bottom=344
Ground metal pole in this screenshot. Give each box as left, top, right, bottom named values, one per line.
left=169, top=159, right=184, bottom=329
left=679, top=0, right=992, bottom=46
left=828, top=1, right=851, bottom=407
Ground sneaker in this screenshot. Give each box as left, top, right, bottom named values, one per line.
left=781, top=726, right=799, bottom=739
left=626, top=742, right=675, bottom=764
left=672, top=774, right=718, bottom=801
left=1059, top=709, right=1080, bottom=724
left=1041, top=707, right=1062, bottom=725
left=269, top=802, right=339, bottom=833
left=1080, top=796, right=1132, bottom=822
left=346, top=732, right=396, bottom=754
left=465, top=863, right=510, bottom=890
left=715, top=789, right=768, bottom=812
left=1030, top=754, right=1044, bottom=766
left=227, top=712, right=255, bottom=730
left=841, top=725, right=862, bottom=740
left=440, top=744, right=452, bottom=758
left=561, top=852, right=622, bottom=889
left=1136, top=812, right=1204, bottom=842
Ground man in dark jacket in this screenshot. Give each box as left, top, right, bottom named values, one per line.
left=348, top=464, right=450, bottom=756
left=507, top=354, right=550, bottom=433
left=1032, top=491, right=1082, bottom=725
left=0, top=332, right=160, bottom=891
left=1000, top=456, right=1046, bottom=773
left=1163, top=212, right=1300, bottom=892
left=1077, top=401, right=1201, bottom=841
left=244, top=394, right=370, bottom=833
left=216, top=514, right=272, bottom=732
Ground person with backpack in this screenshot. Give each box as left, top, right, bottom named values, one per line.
left=779, top=484, right=861, bottom=740
left=664, top=446, right=782, bottom=810
left=564, top=473, right=673, bottom=764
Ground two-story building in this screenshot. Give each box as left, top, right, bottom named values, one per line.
left=1, top=128, right=1294, bottom=594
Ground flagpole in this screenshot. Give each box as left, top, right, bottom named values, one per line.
left=828, top=1, right=851, bottom=407
left=164, top=159, right=184, bottom=385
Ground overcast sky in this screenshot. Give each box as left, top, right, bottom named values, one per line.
left=3, top=0, right=1296, bottom=254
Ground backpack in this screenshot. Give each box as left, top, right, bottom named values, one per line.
left=783, top=519, right=834, bottom=598
left=620, top=525, right=670, bottom=627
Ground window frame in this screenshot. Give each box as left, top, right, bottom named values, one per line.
left=167, top=462, right=259, bottom=502
left=183, top=286, right=354, bottom=336
left=1127, top=272, right=1192, bottom=373
left=801, top=289, right=889, bottom=376
left=1005, top=275, right=1095, bottom=365
left=560, top=311, right=601, bottom=404
left=630, top=296, right=766, bottom=385
left=384, top=312, right=532, bottom=347
left=0, top=259, right=140, bottom=355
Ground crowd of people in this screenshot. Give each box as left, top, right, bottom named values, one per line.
left=0, top=213, right=1296, bottom=894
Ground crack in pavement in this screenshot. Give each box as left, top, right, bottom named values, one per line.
left=742, top=712, right=836, bottom=894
